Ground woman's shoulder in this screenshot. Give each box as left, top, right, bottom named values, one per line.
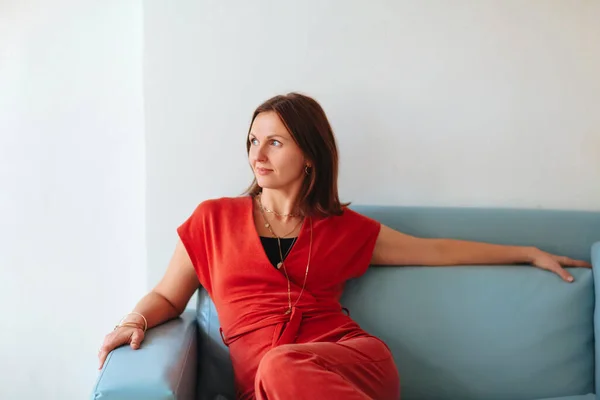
left=190, top=195, right=251, bottom=218
left=338, top=204, right=375, bottom=221
left=322, top=204, right=380, bottom=231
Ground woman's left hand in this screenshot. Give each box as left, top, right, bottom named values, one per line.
left=530, top=249, right=592, bottom=282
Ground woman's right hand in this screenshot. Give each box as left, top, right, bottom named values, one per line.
left=98, top=325, right=145, bottom=369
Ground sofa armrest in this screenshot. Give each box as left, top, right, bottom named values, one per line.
left=90, top=309, right=198, bottom=400
left=592, top=241, right=600, bottom=397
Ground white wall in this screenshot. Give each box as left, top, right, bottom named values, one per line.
left=0, top=1, right=145, bottom=399
left=144, top=0, right=600, bottom=287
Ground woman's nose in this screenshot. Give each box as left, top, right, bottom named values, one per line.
left=255, top=145, right=268, bottom=162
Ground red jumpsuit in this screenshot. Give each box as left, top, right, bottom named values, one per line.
left=178, top=196, right=400, bottom=399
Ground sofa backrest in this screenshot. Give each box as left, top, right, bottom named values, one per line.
left=340, top=205, right=599, bottom=399
left=195, top=206, right=600, bottom=400
left=349, top=206, right=599, bottom=262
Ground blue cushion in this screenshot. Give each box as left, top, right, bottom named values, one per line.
left=196, top=290, right=236, bottom=400
left=349, top=206, right=600, bottom=262
left=593, top=241, right=600, bottom=396
left=342, top=266, right=594, bottom=399
left=340, top=206, right=598, bottom=400
left=91, top=310, right=198, bottom=400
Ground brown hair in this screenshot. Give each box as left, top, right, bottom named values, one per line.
left=243, top=92, right=348, bottom=217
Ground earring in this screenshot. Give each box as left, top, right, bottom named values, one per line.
left=304, top=165, right=311, bottom=175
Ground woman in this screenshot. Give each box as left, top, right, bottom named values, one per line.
left=98, top=92, right=591, bottom=400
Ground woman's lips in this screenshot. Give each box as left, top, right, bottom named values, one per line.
left=256, top=167, right=273, bottom=175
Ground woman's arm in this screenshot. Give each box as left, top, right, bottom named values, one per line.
left=98, top=239, right=200, bottom=368
left=120, top=239, right=200, bottom=328
left=371, top=224, right=591, bottom=282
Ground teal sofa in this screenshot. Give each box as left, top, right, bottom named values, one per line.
left=91, top=206, right=600, bottom=400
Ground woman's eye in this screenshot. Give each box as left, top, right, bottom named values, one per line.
left=271, top=140, right=282, bottom=147
left=250, top=138, right=259, bottom=145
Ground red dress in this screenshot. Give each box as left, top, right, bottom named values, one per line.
left=178, top=196, right=400, bottom=399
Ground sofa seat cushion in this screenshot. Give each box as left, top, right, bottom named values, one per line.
left=341, top=265, right=595, bottom=400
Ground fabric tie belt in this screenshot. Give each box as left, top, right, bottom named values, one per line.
left=219, top=306, right=350, bottom=348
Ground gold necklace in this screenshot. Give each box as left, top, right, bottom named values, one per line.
left=257, top=193, right=301, bottom=218
left=258, top=202, right=303, bottom=266
left=257, top=197, right=313, bottom=315
left=262, top=217, right=298, bottom=266
left=258, top=194, right=303, bottom=238
left=265, top=216, right=303, bottom=240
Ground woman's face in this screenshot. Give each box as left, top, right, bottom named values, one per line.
left=248, top=111, right=307, bottom=192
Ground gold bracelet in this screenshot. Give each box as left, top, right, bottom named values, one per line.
left=114, top=322, right=144, bottom=331
left=116, top=312, right=148, bottom=332
left=128, top=312, right=148, bottom=331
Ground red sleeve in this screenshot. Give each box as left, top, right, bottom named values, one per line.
left=342, top=208, right=382, bottom=279
left=176, top=201, right=212, bottom=293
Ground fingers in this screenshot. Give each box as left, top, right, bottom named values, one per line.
left=535, top=253, right=591, bottom=284
left=98, top=333, right=122, bottom=369
left=554, top=255, right=592, bottom=268
left=98, top=344, right=111, bottom=370
left=555, top=267, right=574, bottom=283
left=567, top=259, right=592, bottom=268
left=130, top=329, right=144, bottom=350
left=97, top=330, right=131, bottom=370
